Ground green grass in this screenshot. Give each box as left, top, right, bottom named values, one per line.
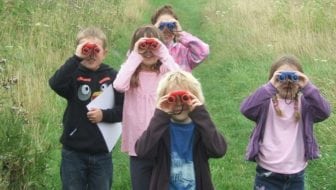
left=0, top=0, right=335, bottom=189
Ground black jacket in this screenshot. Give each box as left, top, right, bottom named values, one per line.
left=135, top=105, right=227, bottom=190
left=49, top=55, right=124, bottom=153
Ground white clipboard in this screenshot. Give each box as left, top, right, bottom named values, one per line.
left=87, top=84, right=122, bottom=152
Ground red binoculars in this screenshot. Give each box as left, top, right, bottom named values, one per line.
left=167, top=90, right=190, bottom=104
left=82, top=43, right=100, bottom=56
left=138, top=39, right=159, bottom=52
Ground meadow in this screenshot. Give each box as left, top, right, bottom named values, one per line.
left=0, top=0, right=335, bottom=189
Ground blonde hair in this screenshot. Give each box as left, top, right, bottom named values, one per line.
left=157, top=70, right=205, bottom=104
left=76, top=26, right=107, bottom=49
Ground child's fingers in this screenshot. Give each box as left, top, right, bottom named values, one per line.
left=157, top=95, right=170, bottom=109
left=75, top=41, right=87, bottom=57
left=87, top=108, right=103, bottom=123
left=174, top=20, right=182, bottom=32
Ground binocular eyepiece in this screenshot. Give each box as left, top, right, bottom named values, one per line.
left=167, top=90, right=190, bottom=104
left=82, top=43, right=100, bottom=57
left=158, top=22, right=177, bottom=32
left=278, top=71, right=298, bottom=83
left=138, top=39, right=159, bottom=52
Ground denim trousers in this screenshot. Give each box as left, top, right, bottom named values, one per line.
left=129, top=156, right=154, bottom=190
left=254, top=165, right=305, bottom=190
left=61, top=148, right=113, bottom=190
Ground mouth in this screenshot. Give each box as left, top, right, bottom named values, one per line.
left=142, top=51, right=154, bottom=58
left=86, top=56, right=96, bottom=62
left=163, top=30, right=174, bottom=37
left=170, top=104, right=185, bottom=115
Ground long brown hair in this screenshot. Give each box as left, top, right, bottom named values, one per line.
left=128, top=25, right=164, bottom=88
left=270, top=54, right=303, bottom=121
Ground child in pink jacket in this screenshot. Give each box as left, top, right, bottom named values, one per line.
left=113, top=25, right=180, bottom=190
left=151, top=5, right=210, bottom=72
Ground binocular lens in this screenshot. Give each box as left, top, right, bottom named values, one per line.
left=167, top=91, right=190, bottom=104
left=138, top=40, right=159, bottom=51
left=82, top=44, right=100, bottom=56
left=278, top=72, right=298, bottom=82
left=159, top=22, right=176, bottom=31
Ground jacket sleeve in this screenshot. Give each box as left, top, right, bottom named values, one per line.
left=189, top=105, right=227, bottom=158
left=178, top=31, right=210, bottom=70
left=48, top=55, right=82, bottom=99
left=240, top=82, right=277, bottom=122
left=300, top=82, right=331, bottom=122
left=113, top=51, right=143, bottom=92
left=155, top=43, right=181, bottom=73
left=101, top=70, right=124, bottom=123
left=135, top=109, right=171, bottom=159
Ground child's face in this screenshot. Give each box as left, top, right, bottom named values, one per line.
left=79, top=37, right=107, bottom=71
left=167, top=87, right=192, bottom=123
left=155, top=14, right=176, bottom=44
left=276, top=64, right=300, bottom=99
left=137, top=36, right=160, bottom=68
left=141, top=50, right=159, bottom=68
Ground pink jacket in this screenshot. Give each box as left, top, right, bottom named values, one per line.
left=113, top=50, right=180, bottom=156
left=167, top=31, right=209, bottom=72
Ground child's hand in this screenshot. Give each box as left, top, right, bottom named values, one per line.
left=75, top=40, right=89, bottom=58
left=185, top=92, right=202, bottom=112
left=87, top=108, right=103, bottom=123
left=295, top=71, right=309, bottom=88
left=170, top=19, right=183, bottom=39
left=270, top=70, right=283, bottom=89
left=157, top=94, right=174, bottom=113
left=151, top=40, right=169, bottom=59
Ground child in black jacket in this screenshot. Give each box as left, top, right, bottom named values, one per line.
left=49, top=26, right=123, bottom=190
left=135, top=70, right=227, bottom=190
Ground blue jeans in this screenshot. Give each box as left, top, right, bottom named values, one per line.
left=130, top=156, right=154, bottom=190
left=61, top=148, right=113, bottom=190
left=254, top=165, right=305, bottom=190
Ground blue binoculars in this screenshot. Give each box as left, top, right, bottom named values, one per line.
left=278, top=71, right=298, bottom=82
left=158, top=22, right=176, bottom=31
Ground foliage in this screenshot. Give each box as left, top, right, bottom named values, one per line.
left=0, top=0, right=335, bottom=189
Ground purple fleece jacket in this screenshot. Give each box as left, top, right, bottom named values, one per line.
left=240, top=82, right=331, bottom=161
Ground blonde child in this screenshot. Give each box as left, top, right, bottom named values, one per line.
left=113, top=25, right=180, bottom=190
left=151, top=5, right=210, bottom=72
left=135, top=70, right=227, bottom=190
left=49, top=27, right=124, bottom=189
left=240, top=55, right=331, bottom=190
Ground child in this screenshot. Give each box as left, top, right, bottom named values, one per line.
left=151, top=5, right=210, bottom=72
left=135, top=70, right=227, bottom=190
left=49, top=26, right=124, bottom=190
left=240, top=55, right=331, bottom=190
left=112, top=25, right=180, bottom=190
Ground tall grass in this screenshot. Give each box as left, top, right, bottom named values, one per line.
left=0, top=0, right=147, bottom=189
left=0, top=0, right=335, bottom=189
left=199, top=0, right=336, bottom=189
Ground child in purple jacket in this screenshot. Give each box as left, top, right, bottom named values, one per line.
left=240, top=54, right=331, bottom=190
